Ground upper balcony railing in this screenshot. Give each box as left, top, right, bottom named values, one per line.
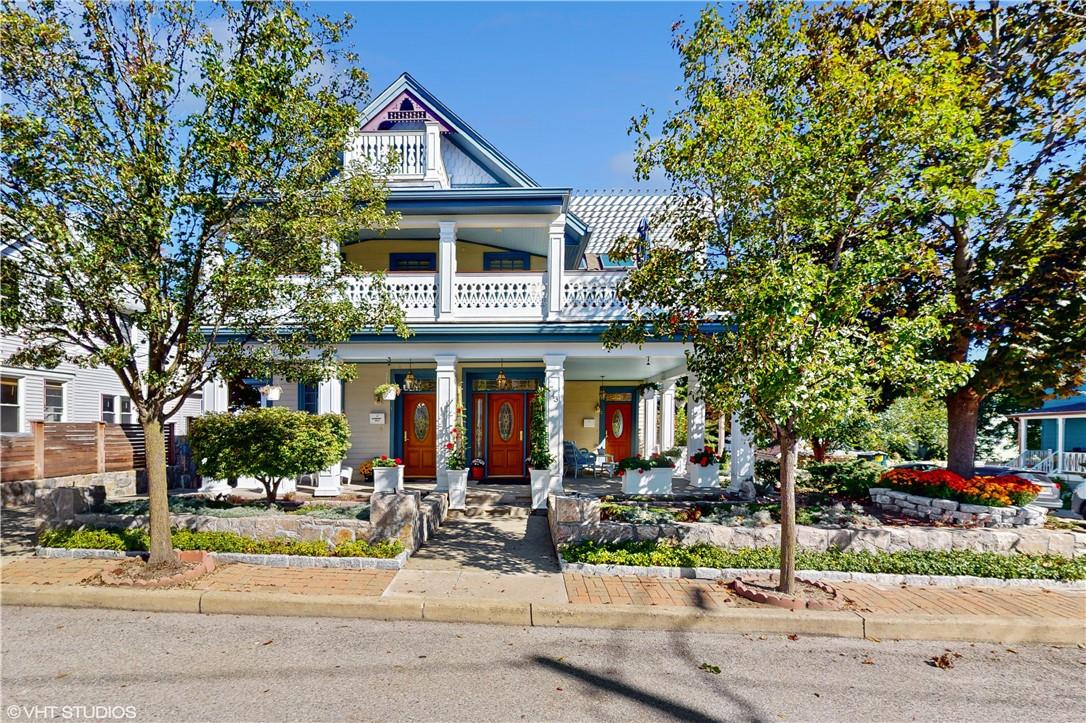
left=345, top=270, right=629, bottom=323
left=352, top=131, right=427, bottom=178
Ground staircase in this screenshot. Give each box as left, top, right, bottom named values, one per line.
left=447, top=488, right=531, bottom=519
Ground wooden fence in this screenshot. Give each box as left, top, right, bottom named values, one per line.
left=0, top=422, right=175, bottom=482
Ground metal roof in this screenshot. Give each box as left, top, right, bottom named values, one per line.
left=1012, top=401, right=1086, bottom=417
left=569, top=191, right=675, bottom=256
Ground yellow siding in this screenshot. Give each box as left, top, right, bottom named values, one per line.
left=342, top=239, right=544, bottom=272
left=562, top=380, right=641, bottom=452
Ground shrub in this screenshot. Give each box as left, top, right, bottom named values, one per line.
left=560, top=541, right=1086, bottom=581
left=806, top=460, right=883, bottom=499
left=190, top=408, right=350, bottom=503
left=39, top=528, right=127, bottom=551
left=294, top=504, right=370, bottom=520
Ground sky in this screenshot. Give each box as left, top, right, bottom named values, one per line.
left=323, top=1, right=705, bottom=191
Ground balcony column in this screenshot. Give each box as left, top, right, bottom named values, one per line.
left=438, top=221, right=456, bottom=321
left=312, top=377, right=343, bottom=497
left=1056, top=417, right=1065, bottom=473
left=1018, top=417, right=1028, bottom=456
left=546, top=214, right=566, bottom=319
left=423, top=121, right=448, bottom=188
left=434, top=354, right=457, bottom=496
left=642, top=390, right=659, bottom=455
left=685, top=373, right=706, bottom=456
left=659, top=380, right=677, bottom=451
left=728, top=411, right=755, bottom=495
left=542, top=353, right=566, bottom=508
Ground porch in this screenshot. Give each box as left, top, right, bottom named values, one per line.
left=1013, top=412, right=1086, bottom=477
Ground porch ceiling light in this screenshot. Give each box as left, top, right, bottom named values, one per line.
left=496, top=359, right=510, bottom=390
left=403, top=360, right=416, bottom=391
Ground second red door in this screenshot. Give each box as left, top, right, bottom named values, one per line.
left=487, top=393, right=525, bottom=478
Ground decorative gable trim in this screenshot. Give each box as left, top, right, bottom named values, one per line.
left=359, top=90, right=455, bottom=133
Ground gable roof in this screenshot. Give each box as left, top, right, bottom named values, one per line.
left=357, top=73, right=538, bottom=189
left=569, top=191, right=675, bottom=256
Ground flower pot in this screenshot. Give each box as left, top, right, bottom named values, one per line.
left=690, top=462, right=720, bottom=488
left=382, top=388, right=398, bottom=401
left=373, top=465, right=404, bottom=493
left=642, top=389, right=657, bottom=401
left=530, top=468, right=561, bottom=510
left=447, top=469, right=468, bottom=509
left=622, top=467, right=673, bottom=495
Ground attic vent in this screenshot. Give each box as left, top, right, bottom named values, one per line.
left=388, top=98, right=426, bottom=121
left=399, top=99, right=415, bottom=111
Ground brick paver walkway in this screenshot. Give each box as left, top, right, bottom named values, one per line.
left=563, top=573, right=741, bottom=609
left=1, top=558, right=117, bottom=586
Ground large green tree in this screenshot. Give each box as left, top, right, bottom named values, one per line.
left=606, top=2, right=966, bottom=593
left=1, top=0, right=406, bottom=566
left=820, top=1, right=1086, bottom=477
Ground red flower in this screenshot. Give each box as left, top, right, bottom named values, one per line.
left=380, top=455, right=388, bottom=461
left=394, top=457, right=402, bottom=465
left=446, top=442, right=455, bottom=450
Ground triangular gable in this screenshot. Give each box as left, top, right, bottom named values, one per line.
left=360, top=90, right=454, bottom=133
left=356, top=73, right=538, bottom=188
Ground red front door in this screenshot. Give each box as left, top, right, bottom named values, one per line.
left=487, top=393, right=525, bottom=478
left=402, top=393, right=436, bottom=478
left=605, top=402, right=632, bottom=461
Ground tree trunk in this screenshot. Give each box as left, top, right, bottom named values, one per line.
left=811, top=438, right=828, bottom=463
left=143, top=416, right=174, bottom=566
left=946, top=388, right=982, bottom=479
left=778, top=425, right=798, bottom=595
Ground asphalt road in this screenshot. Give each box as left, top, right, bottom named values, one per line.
left=1, top=606, right=1082, bottom=722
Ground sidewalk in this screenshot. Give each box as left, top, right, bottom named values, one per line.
left=2, top=555, right=1083, bottom=645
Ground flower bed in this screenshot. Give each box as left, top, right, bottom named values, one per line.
left=560, top=540, right=1086, bottom=581
left=868, top=487, right=1045, bottom=528
left=599, top=500, right=879, bottom=529
left=101, top=497, right=370, bottom=521
left=879, top=468, right=1041, bottom=508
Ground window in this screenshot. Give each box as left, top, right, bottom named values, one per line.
left=119, top=396, right=134, bottom=424
left=44, top=380, right=64, bottom=422
left=483, top=252, right=530, bottom=272
left=1, top=377, right=21, bottom=433
left=101, top=394, right=116, bottom=423
left=389, top=253, right=436, bottom=271
left=299, top=383, right=319, bottom=414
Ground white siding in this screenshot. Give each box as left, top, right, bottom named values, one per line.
left=442, top=137, right=501, bottom=187
left=344, top=364, right=393, bottom=473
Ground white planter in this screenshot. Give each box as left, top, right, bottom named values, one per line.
left=690, top=462, right=721, bottom=488
left=373, top=465, right=404, bottom=493
left=382, top=388, right=398, bottom=401
left=435, top=470, right=448, bottom=492
left=622, top=467, right=673, bottom=495
left=530, top=468, right=562, bottom=510
left=447, top=469, right=468, bottom=509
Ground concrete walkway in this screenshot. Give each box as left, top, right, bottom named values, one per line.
left=0, top=505, right=37, bottom=558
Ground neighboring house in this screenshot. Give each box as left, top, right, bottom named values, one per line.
left=205, top=73, right=753, bottom=497
left=1010, top=385, right=1086, bottom=479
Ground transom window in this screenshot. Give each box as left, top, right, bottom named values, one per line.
left=389, top=252, right=436, bottom=272
left=1, top=377, right=21, bottom=433
left=483, top=252, right=530, bottom=272
left=44, top=380, right=64, bottom=422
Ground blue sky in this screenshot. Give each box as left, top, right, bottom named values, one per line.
left=327, top=1, right=704, bottom=191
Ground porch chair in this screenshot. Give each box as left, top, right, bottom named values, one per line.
left=563, top=441, right=597, bottom=479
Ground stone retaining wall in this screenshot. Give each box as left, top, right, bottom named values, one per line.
left=867, top=487, right=1045, bottom=527
left=547, top=493, right=1083, bottom=559
left=3, top=471, right=138, bottom=507
left=39, top=486, right=448, bottom=554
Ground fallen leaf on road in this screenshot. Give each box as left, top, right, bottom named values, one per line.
left=813, top=693, right=820, bottom=698
left=787, top=634, right=799, bottom=641
left=1006, top=648, right=1018, bottom=654
left=699, top=662, right=721, bottom=674
left=861, top=658, right=875, bottom=665
left=557, top=656, right=565, bottom=662
left=928, top=653, right=957, bottom=669
left=869, top=637, right=881, bottom=643
left=261, top=640, right=273, bottom=646
left=556, top=687, right=563, bottom=692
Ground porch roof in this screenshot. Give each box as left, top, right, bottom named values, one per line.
left=1012, top=401, right=1086, bottom=418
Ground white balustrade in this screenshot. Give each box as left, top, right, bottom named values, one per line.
left=1061, top=451, right=1086, bottom=474
left=350, top=132, right=427, bottom=177
left=453, top=273, right=546, bottom=319
left=561, top=271, right=628, bottom=319
left=346, top=273, right=437, bottom=321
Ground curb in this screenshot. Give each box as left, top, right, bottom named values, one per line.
left=5, top=583, right=1080, bottom=645
left=35, top=547, right=409, bottom=570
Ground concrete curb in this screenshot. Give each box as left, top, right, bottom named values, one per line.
left=558, top=556, right=1086, bottom=590
left=35, top=547, right=409, bottom=569
left=5, top=583, right=1081, bottom=645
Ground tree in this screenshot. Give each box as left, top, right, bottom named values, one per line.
left=866, top=396, right=948, bottom=460
left=189, top=408, right=350, bottom=504
left=1, top=1, right=407, bottom=566
left=605, top=2, right=966, bottom=594
left=819, top=2, right=1086, bottom=477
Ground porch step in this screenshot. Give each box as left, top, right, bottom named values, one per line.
left=448, top=505, right=530, bottom=519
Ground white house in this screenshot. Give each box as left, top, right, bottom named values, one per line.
left=201, top=73, right=754, bottom=500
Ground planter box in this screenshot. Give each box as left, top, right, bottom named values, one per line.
left=447, top=469, right=468, bottom=509
left=530, top=468, right=562, bottom=510
left=622, top=467, right=673, bottom=495
left=373, top=465, right=404, bottom=493
left=689, top=462, right=720, bottom=488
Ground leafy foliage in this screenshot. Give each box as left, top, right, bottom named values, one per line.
left=805, top=460, right=884, bottom=500
left=189, top=407, right=350, bottom=502
left=527, top=389, right=554, bottom=470
left=561, top=541, right=1086, bottom=581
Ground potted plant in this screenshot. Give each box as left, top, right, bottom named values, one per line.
left=617, top=452, right=675, bottom=495
left=528, top=389, right=557, bottom=509
left=688, top=446, right=722, bottom=488
left=636, top=382, right=660, bottom=401
left=469, top=458, right=486, bottom=482
left=374, top=383, right=400, bottom=403
left=445, top=387, right=469, bottom=508
left=371, top=455, right=403, bottom=493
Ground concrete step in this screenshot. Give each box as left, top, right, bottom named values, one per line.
left=447, top=505, right=530, bottom=520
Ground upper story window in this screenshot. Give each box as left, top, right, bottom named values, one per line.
left=1, top=377, right=21, bottom=433
left=101, top=394, right=115, bottom=423
left=299, top=383, right=319, bottom=414
left=44, top=380, right=64, bottom=422
left=389, top=253, right=436, bottom=272
left=483, top=252, right=530, bottom=272
left=119, top=396, right=134, bottom=424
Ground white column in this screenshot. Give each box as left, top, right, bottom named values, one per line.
left=1018, top=417, right=1028, bottom=455
left=434, top=354, right=457, bottom=493
left=642, top=391, right=659, bottom=455
left=312, top=378, right=343, bottom=497
left=546, top=214, right=566, bottom=318
left=1056, top=417, right=1065, bottom=473
left=423, top=121, right=448, bottom=188
left=543, top=353, right=566, bottom=504
left=729, top=412, right=755, bottom=488
left=659, top=380, right=677, bottom=451
left=685, top=374, right=706, bottom=455
left=202, top=376, right=229, bottom=414
left=438, top=221, right=456, bottom=321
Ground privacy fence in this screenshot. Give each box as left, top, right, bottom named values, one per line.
left=0, top=422, right=176, bottom=482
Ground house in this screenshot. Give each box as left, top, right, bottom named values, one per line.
left=1011, top=385, right=1086, bottom=479
left=200, top=73, right=754, bottom=502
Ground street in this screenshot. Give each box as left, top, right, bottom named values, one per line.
left=1, top=606, right=1082, bottom=722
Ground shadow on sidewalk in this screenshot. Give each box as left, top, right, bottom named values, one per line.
left=408, top=514, right=559, bottom=574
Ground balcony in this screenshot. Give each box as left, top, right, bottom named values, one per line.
left=346, top=128, right=446, bottom=187
left=346, top=270, right=628, bottom=323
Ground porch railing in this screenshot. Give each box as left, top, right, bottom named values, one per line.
left=1017, top=449, right=1055, bottom=472
left=346, top=273, right=437, bottom=321
left=1062, top=451, right=1086, bottom=474
left=351, top=131, right=427, bottom=177
left=453, top=273, right=547, bottom=319
left=561, top=270, right=628, bottom=319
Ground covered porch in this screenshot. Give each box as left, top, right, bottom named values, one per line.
left=1013, top=409, right=1086, bottom=477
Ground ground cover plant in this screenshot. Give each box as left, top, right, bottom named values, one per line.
left=561, top=541, right=1086, bottom=581
left=39, top=528, right=401, bottom=558
left=100, top=498, right=369, bottom=521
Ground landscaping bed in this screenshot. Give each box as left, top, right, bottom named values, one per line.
left=101, top=496, right=371, bottom=521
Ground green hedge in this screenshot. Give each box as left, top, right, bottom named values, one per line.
left=39, top=527, right=403, bottom=559
left=560, top=540, right=1086, bottom=581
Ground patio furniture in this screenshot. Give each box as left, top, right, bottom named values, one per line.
left=593, top=453, right=617, bottom=478
left=563, top=441, right=597, bottom=479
